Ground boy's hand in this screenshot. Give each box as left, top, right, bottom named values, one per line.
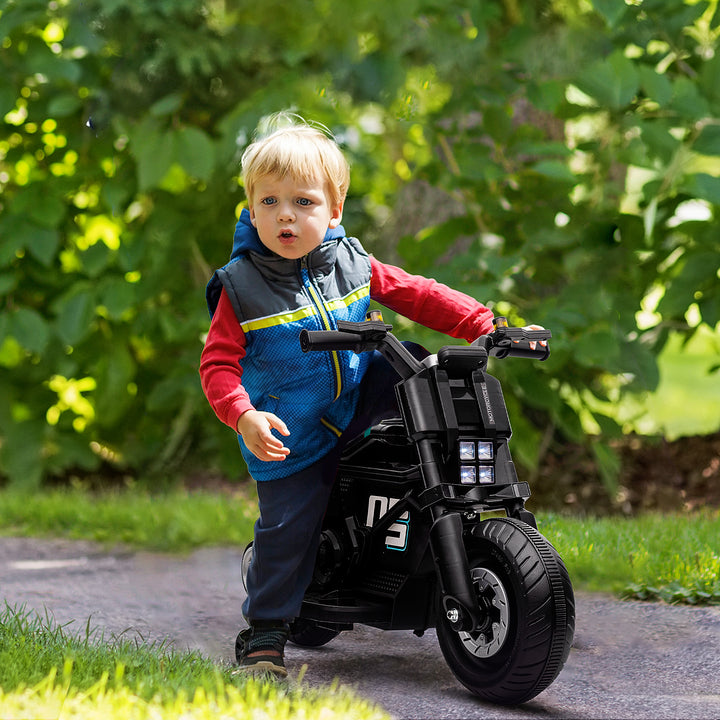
left=523, top=324, right=547, bottom=351
left=236, top=410, right=291, bottom=462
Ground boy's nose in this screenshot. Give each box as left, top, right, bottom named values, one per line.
left=277, top=202, right=295, bottom=222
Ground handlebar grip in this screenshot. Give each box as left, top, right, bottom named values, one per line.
left=299, top=329, right=363, bottom=353
left=490, top=341, right=550, bottom=361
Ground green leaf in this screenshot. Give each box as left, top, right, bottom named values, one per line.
left=698, top=52, right=720, bottom=110
left=174, top=127, right=215, bottom=181
left=45, top=432, right=100, bottom=474
left=10, top=307, right=50, bottom=354
left=669, top=77, right=710, bottom=120
left=574, top=51, right=640, bottom=109
left=397, top=215, right=476, bottom=273
left=592, top=412, right=624, bottom=439
left=150, top=93, right=184, bottom=117
left=526, top=79, right=566, bottom=113
left=530, top=160, right=576, bottom=183
left=26, top=227, right=60, bottom=267
left=0, top=272, right=17, bottom=295
left=81, top=242, right=111, bottom=277
left=129, top=117, right=175, bottom=192
left=0, top=219, right=26, bottom=267
left=98, top=277, right=136, bottom=319
left=698, top=295, right=719, bottom=327
left=147, top=373, right=194, bottom=412
left=52, top=288, right=95, bottom=346
left=592, top=0, right=628, bottom=28
left=638, top=66, right=673, bottom=107
left=12, top=186, right=65, bottom=228
left=682, top=174, right=720, bottom=205
left=48, top=94, right=83, bottom=118
left=0, top=420, right=45, bottom=490
left=0, top=86, right=16, bottom=116
left=693, top=124, right=720, bottom=156
left=575, top=329, right=620, bottom=369
left=618, top=341, right=659, bottom=392
left=0, top=0, right=47, bottom=37
left=101, top=181, right=132, bottom=214
left=94, top=344, right=136, bottom=427
left=24, top=36, right=80, bottom=82
left=640, top=120, right=680, bottom=164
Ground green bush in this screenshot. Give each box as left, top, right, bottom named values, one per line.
left=1, top=0, right=718, bottom=489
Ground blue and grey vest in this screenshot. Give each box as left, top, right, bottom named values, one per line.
left=210, top=235, right=372, bottom=481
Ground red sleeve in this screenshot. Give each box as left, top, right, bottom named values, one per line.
left=369, top=257, right=494, bottom=342
left=199, top=288, right=254, bottom=432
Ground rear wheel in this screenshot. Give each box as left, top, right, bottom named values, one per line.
left=240, top=542, right=253, bottom=592
left=436, top=518, right=575, bottom=705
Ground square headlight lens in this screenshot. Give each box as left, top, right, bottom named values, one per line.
left=459, top=441, right=476, bottom=461
left=477, top=466, right=494, bottom=484
left=477, top=442, right=494, bottom=460
left=460, top=465, right=477, bottom=484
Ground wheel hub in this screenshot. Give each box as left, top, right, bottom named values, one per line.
left=457, top=567, right=510, bottom=658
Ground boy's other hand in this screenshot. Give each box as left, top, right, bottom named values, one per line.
left=236, top=410, right=291, bottom=462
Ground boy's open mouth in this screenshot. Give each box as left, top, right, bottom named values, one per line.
left=279, top=230, right=295, bottom=241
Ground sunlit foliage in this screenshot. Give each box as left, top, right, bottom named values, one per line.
left=1, top=0, right=718, bottom=489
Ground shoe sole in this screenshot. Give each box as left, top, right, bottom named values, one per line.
left=233, top=660, right=288, bottom=679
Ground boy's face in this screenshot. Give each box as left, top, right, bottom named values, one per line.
left=249, top=174, right=343, bottom=260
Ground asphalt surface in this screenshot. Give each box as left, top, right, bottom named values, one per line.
left=1, top=536, right=719, bottom=719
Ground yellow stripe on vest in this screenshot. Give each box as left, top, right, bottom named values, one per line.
left=239, top=283, right=370, bottom=334
left=240, top=305, right=315, bottom=333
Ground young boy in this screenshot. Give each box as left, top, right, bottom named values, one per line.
left=199, top=115, right=494, bottom=677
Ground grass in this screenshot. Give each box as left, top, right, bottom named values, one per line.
left=540, top=510, right=720, bottom=605
left=0, top=485, right=258, bottom=551
left=0, top=486, right=718, bottom=605
left=0, top=604, right=390, bottom=720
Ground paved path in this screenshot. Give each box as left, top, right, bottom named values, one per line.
left=2, top=537, right=719, bottom=719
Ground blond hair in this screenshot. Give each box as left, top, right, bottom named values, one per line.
left=241, top=114, right=350, bottom=209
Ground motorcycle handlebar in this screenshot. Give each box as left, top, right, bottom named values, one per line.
left=299, top=329, right=367, bottom=353
left=299, top=317, right=551, bottom=362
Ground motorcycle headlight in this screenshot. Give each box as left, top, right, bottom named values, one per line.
left=458, top=441, right=495, bottom=485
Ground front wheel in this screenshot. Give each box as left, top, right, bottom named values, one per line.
left=436, top=518, right=575, bottom=705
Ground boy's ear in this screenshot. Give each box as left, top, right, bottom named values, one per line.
left=328, top=202, right=344, bottom=229
left=248, top=205, right=257, bottom=227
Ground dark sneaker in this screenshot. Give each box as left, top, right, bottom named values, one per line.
left=234, top=624, right=289, bottom=678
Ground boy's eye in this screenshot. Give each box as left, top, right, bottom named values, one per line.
left=296, top=197, right=313, bottom=206
left=260, top=197, right=276, bottom=206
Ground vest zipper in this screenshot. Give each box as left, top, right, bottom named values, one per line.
left=301, top=257, right=343, bottom=401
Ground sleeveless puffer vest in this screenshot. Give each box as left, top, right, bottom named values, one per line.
left=209, top=232, right=372, bottom=481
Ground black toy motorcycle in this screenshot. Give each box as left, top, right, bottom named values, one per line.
left=239, top=316, right=575, bottom=705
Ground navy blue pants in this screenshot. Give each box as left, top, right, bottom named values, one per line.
left=242, top=343, right=427, bottom=622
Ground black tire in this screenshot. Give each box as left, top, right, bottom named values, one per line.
left=436, top=518, right=575, bottom=705
left=240, top=542, right=253, bottom=593
left=288, top=618, right=340, bottom=647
